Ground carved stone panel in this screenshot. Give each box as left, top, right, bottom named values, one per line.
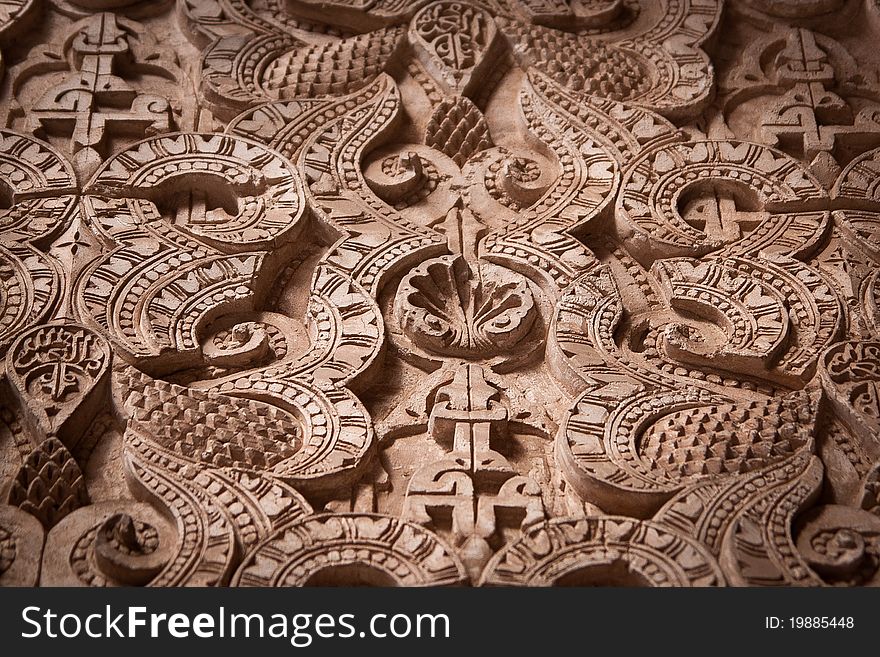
left=0, top=0, right=878, bottom=587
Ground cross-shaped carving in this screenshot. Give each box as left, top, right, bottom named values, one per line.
left=761, top=29, right=880, bottom=161
left=679, top=184, right=769, bottom=243
left=405, top=364, right=544, bottom=578
left=26, top=13, right=171, bottom=182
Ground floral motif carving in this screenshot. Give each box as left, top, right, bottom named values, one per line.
left=396, top=255, right=538, bottom=359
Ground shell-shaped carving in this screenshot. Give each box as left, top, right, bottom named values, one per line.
left=396, top=255, right=537, bottom=359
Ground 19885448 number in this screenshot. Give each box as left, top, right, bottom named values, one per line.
left=765, top=617, right=854, bottom=629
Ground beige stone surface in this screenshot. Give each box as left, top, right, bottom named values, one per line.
left=0, top=0, right=878, bottom=587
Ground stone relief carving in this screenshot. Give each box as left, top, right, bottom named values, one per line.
left=0, top=0, right=877, bottom=588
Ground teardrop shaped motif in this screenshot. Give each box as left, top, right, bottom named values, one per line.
left=6, top=323, right=112, bottom=450
left=409, top=1, right=501, bottom=97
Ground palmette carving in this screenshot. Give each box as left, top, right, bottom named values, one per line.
left=396, top=255, right=539, bottom=359
left=0, top=0, right=878, bottom=587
